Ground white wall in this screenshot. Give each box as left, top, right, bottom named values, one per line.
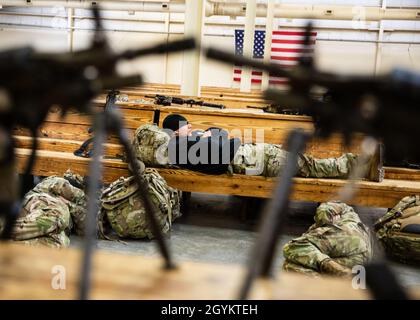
left=0, top=2, right=420, bottom=88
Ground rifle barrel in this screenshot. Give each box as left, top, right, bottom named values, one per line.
left=202, top=102, right=225, bottom=109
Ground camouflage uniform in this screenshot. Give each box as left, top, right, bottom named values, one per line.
left=12, top=192, right=71, bottom=248
left=283, top=202, right=372, bottom=276
left=375, top=195, right=420, bottom=265
left=231, top=143, right=357, bottom=178
left=30, top=172, right=88, bottom=235
left=2, top=171, right=87, bottom=248
left=133, top=124, right=357, bottom=179
left=100, top=168, right=181, bottom=240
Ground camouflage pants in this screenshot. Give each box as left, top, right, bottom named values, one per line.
left=231, top=143, right=357, bottom=178
left=10, top=193, right=71, bottom=248
left=282, top=202, right=372, bottom=276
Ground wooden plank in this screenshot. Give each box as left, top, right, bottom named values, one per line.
left=0, top=243, right=242, bottom=300
left=14, top=147, right=420, bottom=208
left=14, top=136, right=124, bottom=158
left=14, top=122, right=129, bottom=144
left=45, top=106, right=155, bottom=130
left=119, top=85, right=264, bottom=97
left=13, top=106, right=155, bottom=144
left=0, top=243, right=418, bottom=300
left=15, top=148, right=128, bottom=182
left=383, top=167, right=420, bottom=181
left=121, top=83, right=265, bottom=99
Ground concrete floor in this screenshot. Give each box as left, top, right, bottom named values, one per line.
left=71, top=193, right=420, bottom=289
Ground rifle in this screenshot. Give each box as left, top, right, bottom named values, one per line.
left=205, top=22, right=411, bottom=300
left=146, top=94, right=225, bottom=109
left=0, top=5, right=196, bottom=300
left=73, top=89, right=120, bottom=158
left=247, top=104, right=310, bottom=115
left=385, top=159, right=420, bottom=170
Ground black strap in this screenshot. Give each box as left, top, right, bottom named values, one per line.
left=153, top=109, right=161, bottom=125
left=365, top=262, right=409, bottom=300
left=74, top=137, right=94, bottom=158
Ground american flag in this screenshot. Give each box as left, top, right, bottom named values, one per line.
left=233, top=29, right=317, bottom=87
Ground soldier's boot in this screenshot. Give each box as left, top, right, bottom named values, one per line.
left=352, top=143, right=384, bottom=182
left=320, top=258, right=352, bottom=277
left=366, top=143, right=384, bottom=182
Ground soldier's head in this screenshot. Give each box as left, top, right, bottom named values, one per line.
left=162, top=114, right=192, bottom=137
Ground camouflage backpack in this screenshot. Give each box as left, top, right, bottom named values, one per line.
left=99, top=168, right=181, bottom=240
left=132, top=124, right=171, bottom=167
left=375, top=195, right=420, bottom=264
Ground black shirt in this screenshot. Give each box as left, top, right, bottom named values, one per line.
left=168, top=128, right=241, bottom=175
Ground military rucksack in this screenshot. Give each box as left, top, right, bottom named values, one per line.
left=132, top=124, right=171, bottom=167
left=99, top=168, right=181, bottom=240
left=375, top=195, right=420, bottom=264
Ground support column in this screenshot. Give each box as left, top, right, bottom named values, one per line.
left=181, top=0, right=205, bottom=97
left=374, top=21, right=384, bottom=75
left=374, top=0, right=386, bottom=75
left=261, top=0, right=275, bottom=90
left=163, top=12, right=170, bottom=84
left=67, top=8, right=74, bottom=52
left=240, top=0, right=257, bottom=93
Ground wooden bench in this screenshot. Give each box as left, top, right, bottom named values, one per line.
left=101, top=83, right=269, bottom=109
left=12, top=98, right=420, bottom=208
left=90, top=100, right=420, bottom=182
left=90, top=100, right=363, bottom=159
left=13, top=143, right=420, bottom=208
left=2, top=243, right=419, bottom=299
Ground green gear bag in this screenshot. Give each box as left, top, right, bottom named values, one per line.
left=375, top=195, right=420, bottom=265
left=99, top=168, right=181, bottom=240
left=132, top=124, right=171, bottom=167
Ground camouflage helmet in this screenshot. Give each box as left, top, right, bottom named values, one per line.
left=63, top=169, right=86, bottom=190
left=314, top=201, right=357, bottom=227
left=131, top=124, right=171, bottom=167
